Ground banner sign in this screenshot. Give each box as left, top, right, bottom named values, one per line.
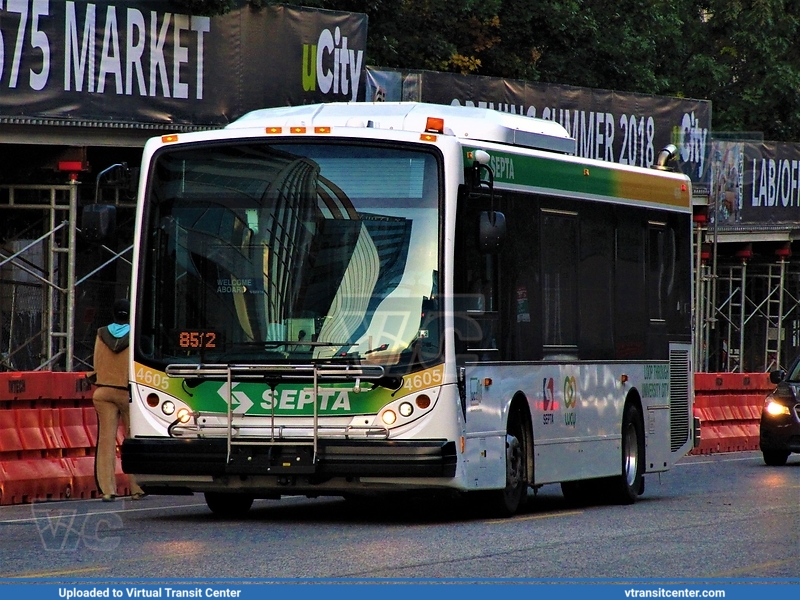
left=0, top=1, right=367, bottom=126
left=711, top=140, right=800, bottom=227
left=366, top=67, right=712, bottom=197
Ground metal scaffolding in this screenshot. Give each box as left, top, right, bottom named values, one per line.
left=0, top=182, right=134, bottom=372
left=0, top=184, right=78, bottom=371
left=694, top=219, right=800, bottom=373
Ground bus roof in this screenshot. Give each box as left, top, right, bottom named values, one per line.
left=227, top=102, right=577, bottom=155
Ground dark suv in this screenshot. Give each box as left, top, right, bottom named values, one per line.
left=761, top=361, right=800, bottom=466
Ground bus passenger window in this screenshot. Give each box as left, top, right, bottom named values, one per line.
left=540, top=209, right=578, bottom=357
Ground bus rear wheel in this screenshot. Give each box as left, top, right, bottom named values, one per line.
left=608, top=404, right=644, bottom=505
left=204, top=492, right=254, bottom=518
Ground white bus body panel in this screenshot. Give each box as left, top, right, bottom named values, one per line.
left=461, top=350, right=691, bottom=487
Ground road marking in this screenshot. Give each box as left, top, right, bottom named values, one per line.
left=6, top=567, right=107, bottom=578
left=0, top=502, right=206, bottom=525
left=5, top=550, right=203, bottom=579
left=709, top=556, right=800, bottom=578
left=484, top=510, right=583, bottom=524
left=676, top=455, right=763, bottom=466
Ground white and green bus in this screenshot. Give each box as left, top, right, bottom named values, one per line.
left=122, top=102, right=695, bottom=517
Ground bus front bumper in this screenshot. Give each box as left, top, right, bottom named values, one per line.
left=122, top=437, right=457, bottom=480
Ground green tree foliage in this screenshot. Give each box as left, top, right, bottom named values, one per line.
left=679, top=0, right=800, bottom=141
left=173, top=0, right=800, bottom=141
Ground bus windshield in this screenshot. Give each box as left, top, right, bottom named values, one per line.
left=137, top=141, right=442, bottom=371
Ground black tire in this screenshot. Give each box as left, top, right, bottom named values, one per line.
left=608, top=403, right=645, bottom=505
left=762, top=449, right=790, bottom=466
left=204, top=492, right=254, bottom=518
left=485, top=429, right=528, bottom=517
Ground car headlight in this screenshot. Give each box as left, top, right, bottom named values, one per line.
left=764, top=399, right=791, bottom=416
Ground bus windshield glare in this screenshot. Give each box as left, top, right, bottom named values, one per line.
left=138, top=142, right=441, bottom=371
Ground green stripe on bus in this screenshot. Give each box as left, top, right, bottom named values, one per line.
left=463, top=148, right=690, bottom=208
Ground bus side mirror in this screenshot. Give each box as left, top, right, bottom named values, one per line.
left=479, top=211, right=506, bottom=253
left=81, top=204, right=117, bottom=241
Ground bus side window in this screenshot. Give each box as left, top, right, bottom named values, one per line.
left=540, top=208, right=579, bottom=359
left=498, top=193, right=539, bottom=361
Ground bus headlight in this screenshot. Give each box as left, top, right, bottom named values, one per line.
left=162, top=401, right=176, bottom=416
left=375, top=388, right=440, bottom=429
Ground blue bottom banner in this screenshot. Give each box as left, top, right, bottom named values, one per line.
left=0, top=582, right=798, bottom=600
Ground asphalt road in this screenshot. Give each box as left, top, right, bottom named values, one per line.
left=0, top=450, right=797, bottom=581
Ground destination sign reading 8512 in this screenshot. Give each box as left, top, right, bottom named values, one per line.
left=177, top=330, right=219, bottom=350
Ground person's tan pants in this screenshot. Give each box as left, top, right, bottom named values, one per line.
left=92, top=387, right=144, bottom=497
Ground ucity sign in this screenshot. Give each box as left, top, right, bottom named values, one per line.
left=302, top=26, right=364, bottom=100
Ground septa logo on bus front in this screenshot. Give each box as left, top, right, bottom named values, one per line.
left=301, top=27, right=364, bottom=101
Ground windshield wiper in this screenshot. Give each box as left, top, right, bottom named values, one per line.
left=364, top=343, right=390, bottom=355
left=257, top=341, right=357, bottom=349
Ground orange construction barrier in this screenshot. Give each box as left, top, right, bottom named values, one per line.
left=0, top=372, right=130, bottom=505
left=691, top=372, right=771, bottom=455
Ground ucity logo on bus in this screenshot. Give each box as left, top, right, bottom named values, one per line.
left=302, top=27, right=363, bottom=101
left=563, top=375, right=577, bottom=427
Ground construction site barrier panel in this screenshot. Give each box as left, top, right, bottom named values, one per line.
left=691, top=372, right=772, bottom=455
left=0, top=372, right=129, bottom=505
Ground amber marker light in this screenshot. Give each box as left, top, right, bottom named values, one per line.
left=420, top=133, right=437, bottom=142
left=290, top=126, right=307, bottom=134
left=425, top=116, right=445, bottom=133
left=314, top=126, right=331, bottom=134
left=161, top=134, right=179, bottom=143
left=265, top=126, right=282, bottom=134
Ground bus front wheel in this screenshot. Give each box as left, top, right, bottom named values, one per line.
left=204, top=492, right=254, bottom=518
left=487, top=431, right=527, bottom=516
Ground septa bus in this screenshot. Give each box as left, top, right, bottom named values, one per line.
left=121, top=102, right=695, bottom=517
